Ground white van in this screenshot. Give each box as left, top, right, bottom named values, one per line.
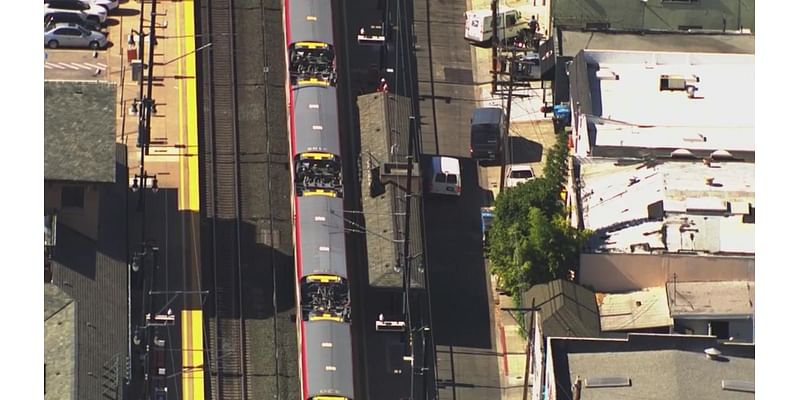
left=464, top=7, right=527, bottom=44
left=427, top=156, right=461, bottom=196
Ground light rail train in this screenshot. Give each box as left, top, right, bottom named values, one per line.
left=283, top=0, right=355, bottom=399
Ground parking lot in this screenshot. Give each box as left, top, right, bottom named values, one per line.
left=43, top=1, right=138, bottom=81
left=44, top=49, right=110, bottom=80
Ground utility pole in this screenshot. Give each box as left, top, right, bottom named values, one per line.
left=521, top=297, right=537, bottom=400
left=491, top=0, right=498, bottom=94
left=498, top=43, right=520, bottom=193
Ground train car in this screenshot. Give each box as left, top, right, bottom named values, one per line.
left=287, top=0, right=336, bottom=87
left=284, top=0, right=355, bottom=398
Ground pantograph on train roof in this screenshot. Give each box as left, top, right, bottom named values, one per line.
left=301, top=275, right=351, bottom=323
left=289, top=42, right=336, bottom=87
left=295, top=152, right=343, bottom=197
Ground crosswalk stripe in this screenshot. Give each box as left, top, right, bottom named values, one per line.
left=72, top=63, right=94, bottom=70
left=84, top=63, right=105, bottom=70
left=46, top=63, right=66, bottom=70
left=59, top=63, right=80, bottom=70
left=44, top=64, right=53, bottom=69
left=97, top=62, right=107, bottom=68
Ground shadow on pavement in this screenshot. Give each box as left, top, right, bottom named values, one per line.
left=422, top=156, right=493, bottom=349
left=111, top=8, right=141, bottom=18
left=509, top=136, right=543, bottom=163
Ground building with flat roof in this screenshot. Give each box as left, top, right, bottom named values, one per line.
left=541, top=28, right=754, bottom=106
left=597, top=280, right=754, bottom=342
left=568, top=50, right=754, bottom=160
left=667, top=280, right=754, bottom=342
left=542, top=333, right=754, bottom=400
left=577, top=157, right=754, bottom=255
left=549, top=0, right=754, bottom=33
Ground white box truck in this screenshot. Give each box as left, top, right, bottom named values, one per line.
left=464, top=7, right=528, bottom=45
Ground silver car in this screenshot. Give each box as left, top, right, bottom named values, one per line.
left=45, top=22, right=107, bottom=49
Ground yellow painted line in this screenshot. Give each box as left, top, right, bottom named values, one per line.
left=177, top=0, right=186, bottom=211
left=185, top=0, right=200, bottom=212
left=177, top=0, right=200, bottom=212
left=181, top=309, right=205, bottom=400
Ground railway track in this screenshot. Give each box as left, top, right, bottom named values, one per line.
left=203, top=0, right=249, bottom=398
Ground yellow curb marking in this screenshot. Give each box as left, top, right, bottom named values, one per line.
left=181, top=309, right=205, bottom=400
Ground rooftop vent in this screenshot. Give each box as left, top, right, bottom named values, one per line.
left=686, top=85, right=699, bottom=98
left=704, top=347, right=722, bottom=360
left=584, top=377, right=631, bottom=388
left=710, top=149, right=735, bottom=160
left=596, top=69, right=619, bottom=80
left=722, top=380, right=755, bottom=393
left=670, top=148, right=695, bottom=159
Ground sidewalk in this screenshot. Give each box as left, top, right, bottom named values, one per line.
left=107, top=0, right=199, bottom=194
left=463, top=2, right=553, bottom=399
left=104, top=1, right=204, bottom=399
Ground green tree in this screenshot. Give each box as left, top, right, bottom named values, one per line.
left=488, top=134, right=588, bottom=295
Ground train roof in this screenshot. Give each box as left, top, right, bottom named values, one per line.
left=297, top=196, right=348, bottom=278
left=287, top=0, right=334, bottom=46
left=292, top=86, right=341, bottom=155
left=303, top=320, right=355, bottom=398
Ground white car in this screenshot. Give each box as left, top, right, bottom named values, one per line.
left=45, top=1, right=107, bottom=23
left=505, top=164, right=535, bottom=188
left=82, top=0, right=119, bottom=11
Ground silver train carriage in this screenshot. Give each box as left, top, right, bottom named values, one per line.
left=285, top=0, right=354, bottom=398
left=287, top=0, right=336, bottom=87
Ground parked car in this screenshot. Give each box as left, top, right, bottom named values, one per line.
left=425, top=156, right=461, bottom=197
left=76, top=0, right=119, bottom=11
left=45, top=23, right=108, bottom=49
left=45, top=0, right=107, bottom=23
left=505, top=164, right=535, bottom=188
left=45, top=10, right=102, bottom=31
left=480, top=207, right=495, bottom=249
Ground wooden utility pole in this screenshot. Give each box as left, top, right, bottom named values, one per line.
left=491, top=0, right=498, bottom=94
left=521, top=297, right=537, bottom=400
left=498, top=43, right=522, bottom=193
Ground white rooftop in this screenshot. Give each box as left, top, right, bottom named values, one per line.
left=579, top=158, right=754, bottom=254
left=573, top=50, right=754, bottom=155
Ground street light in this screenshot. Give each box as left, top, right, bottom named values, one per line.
left=131, top=173, right=158, bottom=193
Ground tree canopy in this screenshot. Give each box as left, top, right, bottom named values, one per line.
left=488, top=134, right=589, bottom=300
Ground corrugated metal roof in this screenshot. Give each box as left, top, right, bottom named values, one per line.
left=598, top=287, right=673, bottom=331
